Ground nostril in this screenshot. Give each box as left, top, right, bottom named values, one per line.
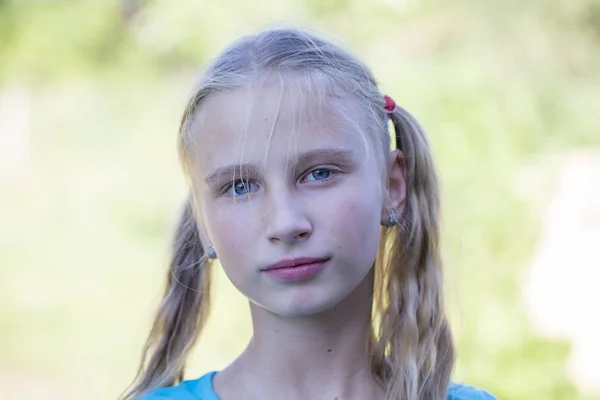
left=298, top=231, right=310, bottom=239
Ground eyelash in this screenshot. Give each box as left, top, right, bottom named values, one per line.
left=220, top=167, right=338, bottom=197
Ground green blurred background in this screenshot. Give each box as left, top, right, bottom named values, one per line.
left=1, top=0, right=599, bottom=399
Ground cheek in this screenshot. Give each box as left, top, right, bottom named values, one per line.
left=327, top=191, right=382, bottom=258
left=202, top=202, right=258, bottom=270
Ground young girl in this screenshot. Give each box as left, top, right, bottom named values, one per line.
left=122, top=28, right=496, bottom=400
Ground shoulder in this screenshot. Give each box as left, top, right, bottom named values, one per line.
left=138, top=371, right=218, bottom=400
left=447, top=382, right=497, bottom=400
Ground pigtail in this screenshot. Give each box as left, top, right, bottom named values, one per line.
left=372, top=105, right=455, bottom=400
left=120, top=197, right=212, bottom=399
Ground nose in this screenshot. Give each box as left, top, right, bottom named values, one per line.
left=264, top=191, right=312, bottom=244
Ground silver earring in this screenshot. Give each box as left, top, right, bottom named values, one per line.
left=386, top=209, right=398, bottom=227
left=207, top=243, right=217, bottom=259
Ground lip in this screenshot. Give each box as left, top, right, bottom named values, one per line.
left=261, top=257, right=330, bottom=281
left=262, top=257, right=330, bottom=271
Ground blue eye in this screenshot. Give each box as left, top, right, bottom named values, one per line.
left=225, top=180, right=259, bottom=196
left=304, top=169, right=332, bottom=182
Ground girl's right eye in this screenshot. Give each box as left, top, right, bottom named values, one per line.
left=224, top=179, right=260, bottom=197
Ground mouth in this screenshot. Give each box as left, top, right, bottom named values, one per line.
left=262, top=257, right=330, bottom=271
left=261, top=257, right=330, bottom=281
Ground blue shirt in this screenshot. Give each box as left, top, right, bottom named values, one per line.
left=141, top=371, right=497, bottom=399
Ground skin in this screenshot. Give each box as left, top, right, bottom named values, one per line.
left=189, top=81, right=406, bottom=400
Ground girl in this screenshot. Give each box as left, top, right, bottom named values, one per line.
left=122, top=28, right=496, bottom=400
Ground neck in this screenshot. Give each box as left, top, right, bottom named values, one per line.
left=216, top=271, right=384, bottom=400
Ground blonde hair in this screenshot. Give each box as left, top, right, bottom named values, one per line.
left=122, top=28, right=454, bottom=400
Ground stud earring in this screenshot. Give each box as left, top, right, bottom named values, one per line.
left=386, top=209, right=399, bottom=227
left=207, top=243, right=217, bottom=259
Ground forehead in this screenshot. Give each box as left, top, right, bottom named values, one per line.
left=190, top=82, right=371, bottom=174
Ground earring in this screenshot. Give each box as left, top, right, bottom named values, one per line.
left=207, top=243, right=217, bottom=259
left=386, top=209, right=398, bottom=227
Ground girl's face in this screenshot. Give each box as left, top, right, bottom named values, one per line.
left=190, top=84, right=391, bottom=317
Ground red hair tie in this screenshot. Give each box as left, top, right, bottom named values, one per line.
left=384, top=95, right=396, bottom=113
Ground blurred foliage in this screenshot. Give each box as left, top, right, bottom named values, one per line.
left=0, top=0, right=599, bottom=399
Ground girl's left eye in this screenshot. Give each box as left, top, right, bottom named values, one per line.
left=303, top=168, right=334, bottom=182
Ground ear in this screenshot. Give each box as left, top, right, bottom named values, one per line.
left=197, top=224, right=211, bottom=251
left=381, top=149, right=407, bottom=224
left=188, top=194, right=212, bottom=250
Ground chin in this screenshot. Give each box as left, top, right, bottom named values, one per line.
left=258, top=286, right=351, bottom=318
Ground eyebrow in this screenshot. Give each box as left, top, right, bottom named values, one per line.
left=204, top=148, right=355, bottom=185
